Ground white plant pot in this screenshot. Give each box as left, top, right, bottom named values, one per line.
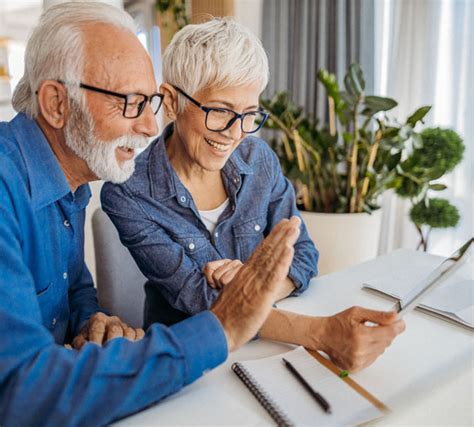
left=300, top=209, right=383, bottom=275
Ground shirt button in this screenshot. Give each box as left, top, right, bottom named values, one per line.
left=254, top=224, right=261, bottom=232
left=180, top=196, right=186, bottom=203
left=63, top=219, right=70, bottom=227
left=63, top=272, right=68, bottom=280
left=233, top=177, right=240, bottom=184
left=214, top=232, right=219, bottom=238
left=188, top=242, right=195, bottom=250
left=52, top=318, right=57, bottom=326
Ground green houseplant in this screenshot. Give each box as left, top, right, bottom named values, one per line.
left=393, top=127, right=464, bottom=251
left=260, top=63, right=463, bottom=269
left=261, top=65, right=465, bottom=255
left=261, top=63, right=431, bottom=215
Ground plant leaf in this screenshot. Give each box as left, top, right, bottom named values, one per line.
left=406, top=106, right=431, bottom=127
left=349, top=63, right=365, bottom=94
left=429, top=183, right=447, bottom=191
left=340, top=91, right=356, bottom=107
left=387, top=152, right=402, bottom=170
left=364, top=96, right=398, bottom=113
left=344, top=73, right=357, bottom=97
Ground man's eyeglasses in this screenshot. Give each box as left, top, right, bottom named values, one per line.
left=173, top=85, right=268, bottom=134
left=57, top=80, right=164, bottom=119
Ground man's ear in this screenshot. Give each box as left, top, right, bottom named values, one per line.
left=160, top=83, right=179, bottom=120
left=36, top=80, right=69, bottom=129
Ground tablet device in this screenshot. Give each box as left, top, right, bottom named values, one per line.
left=394, top=238, right=473, bottom=317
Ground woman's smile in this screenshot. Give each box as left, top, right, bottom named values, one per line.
left=204, top=137, right=234, bottom=156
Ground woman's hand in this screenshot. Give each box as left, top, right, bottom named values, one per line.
left=259, top=307, right=405, bottom=372
left=203, top=259, right=244, bottom=289
left=308, top=307, right=406, bottom=371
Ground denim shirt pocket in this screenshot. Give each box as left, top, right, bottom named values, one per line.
left=36, top=281, right=52, bottom=297
left=36, top=279, right=69, bottom=335
left=233, top=214, right=267, bottom=261
left=173, top=234, right=211, bottom=265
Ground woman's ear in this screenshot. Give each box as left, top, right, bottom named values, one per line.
left=36, top=80, right=69, bottom=129
left=160, top=83, right=179, bottom=120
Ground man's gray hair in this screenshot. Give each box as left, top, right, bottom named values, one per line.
left=162, top=18, right=269, bottom=112
left=12, top=1, right=137, bottom=118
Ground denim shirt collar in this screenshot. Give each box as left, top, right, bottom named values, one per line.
left=10, top=113, right=91, bottom=210
left=148, top=123, right=254, bottom=203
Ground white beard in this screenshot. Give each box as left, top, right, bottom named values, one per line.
left=64, top=99, right=150, bottom=183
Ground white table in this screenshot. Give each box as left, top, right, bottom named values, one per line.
left=117, top=250, right=474, bottom=426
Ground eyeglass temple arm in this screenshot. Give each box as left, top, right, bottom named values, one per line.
left=172, top=85, right=202, bottom=108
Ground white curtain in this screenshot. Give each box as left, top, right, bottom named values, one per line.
left=376, top=0, right=473, bottom=256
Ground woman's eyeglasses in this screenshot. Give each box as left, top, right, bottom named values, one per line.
left=173, top=85, right=268, bottom=134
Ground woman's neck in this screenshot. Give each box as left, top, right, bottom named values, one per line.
left=165, top=128, right=228, bottom=210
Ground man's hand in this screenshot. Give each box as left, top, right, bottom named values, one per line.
left=72, top=312, right=145, bottom=350
left=211, top=216, right=301, bottom=352
left=203, top=259, right=244, bottom=289
left=259, top=307, right=405, bottom=372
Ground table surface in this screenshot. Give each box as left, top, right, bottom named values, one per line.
left=116, top=249, right=474, bottom=426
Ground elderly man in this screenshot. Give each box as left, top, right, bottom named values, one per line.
left=0, top=2, right=404, bottom=426
left=0, top=3, right=302, bottom=426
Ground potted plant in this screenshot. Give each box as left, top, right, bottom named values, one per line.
left=261, top=64, right=432, bottom=274
left=393, top=127, right=464, bottom=251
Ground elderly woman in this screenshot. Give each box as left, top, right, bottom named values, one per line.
left=102, top=19, right=318, bottom=326
left=101, top=18, right=318, bottom=327
left=102, top=19, right=405, bottom=372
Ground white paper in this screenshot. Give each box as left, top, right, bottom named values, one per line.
left=364, top=259, right=473, bottom=327
left=236, top=346, right=383, bottom=426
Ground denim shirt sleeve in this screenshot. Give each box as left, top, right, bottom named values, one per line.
left=0, top=172, right=227, bottom=427
left=101, top=184, right=221, bottom=315
left=263, top=145, right=319, bottom=295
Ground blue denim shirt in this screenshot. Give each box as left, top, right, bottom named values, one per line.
left=102, top=124, right=319, bottom=328
left=0, top=114, right=227, bottom=426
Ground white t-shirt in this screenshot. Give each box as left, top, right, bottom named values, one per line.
left=198, top=198, right=230, bottom=234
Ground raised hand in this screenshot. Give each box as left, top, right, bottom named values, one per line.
left=211, top=216, right=301, bottom=351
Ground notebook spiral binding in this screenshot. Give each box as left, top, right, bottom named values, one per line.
left=232, top=362, right=293, bottom=427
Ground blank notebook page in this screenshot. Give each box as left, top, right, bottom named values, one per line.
left=235, top=346, right=383, bottom=426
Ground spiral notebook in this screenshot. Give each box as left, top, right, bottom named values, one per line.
left=232, top=347, right=386, bottom=427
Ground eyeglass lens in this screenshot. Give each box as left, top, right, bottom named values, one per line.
left=206, top=109, right=266, bottom=133
left=124, top=94, right=163, bottom=118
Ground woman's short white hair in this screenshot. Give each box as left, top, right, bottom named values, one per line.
left=162, top=18, right=269, bottom=112
left=12, top=1, right=137, bottom=118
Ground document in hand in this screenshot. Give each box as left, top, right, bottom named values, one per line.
left=232, top=346, right=384, bottom=427
left=363, top=239, right=473, bottom=330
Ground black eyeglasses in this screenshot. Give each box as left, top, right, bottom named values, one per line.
left=57, top=81, right=164, bottom=119
left=173, top=85, right=268, bottom=134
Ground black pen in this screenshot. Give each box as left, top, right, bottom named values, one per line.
left=282, top=358, right=332, bottom=414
